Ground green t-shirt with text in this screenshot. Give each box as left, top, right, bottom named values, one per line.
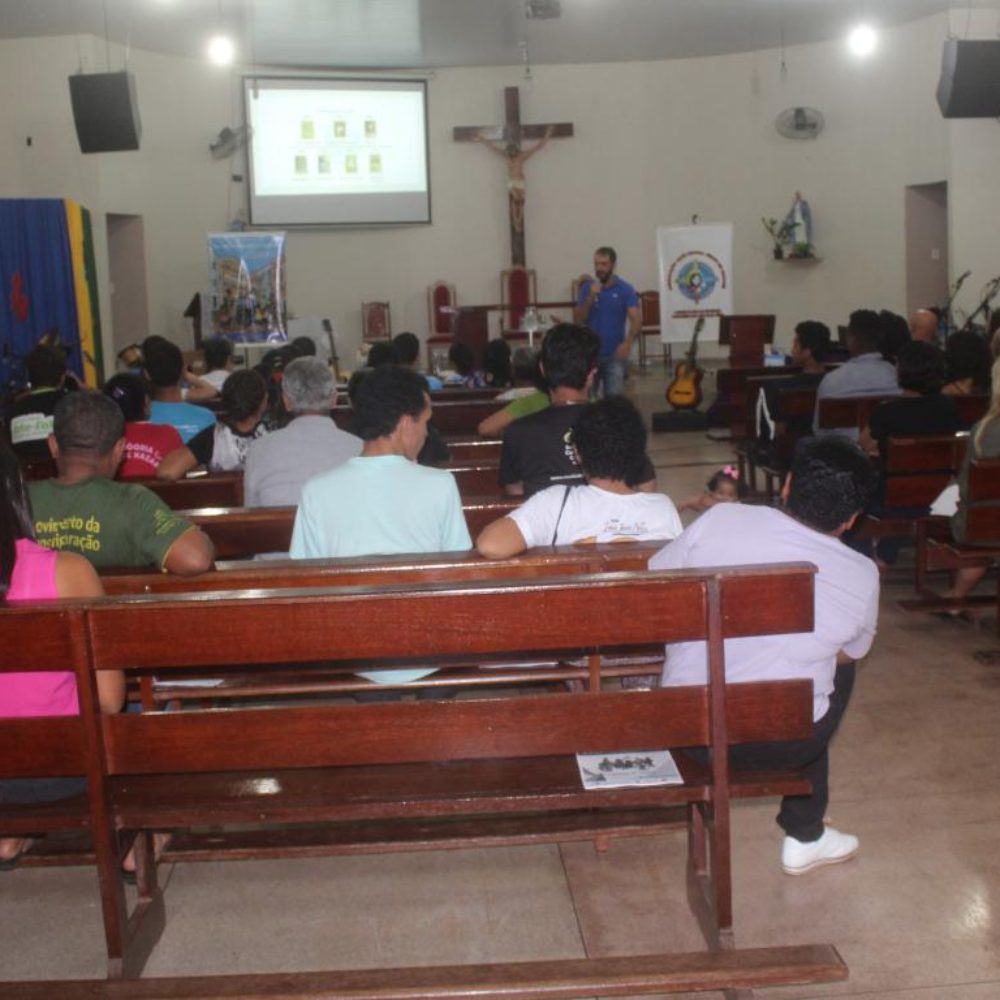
left=28, top=476, right=194, bottom=570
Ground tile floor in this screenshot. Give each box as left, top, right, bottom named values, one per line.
left=3, top=366, right=999, bottom=998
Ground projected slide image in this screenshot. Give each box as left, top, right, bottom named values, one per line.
left=249, top=87, right=425, bottom=196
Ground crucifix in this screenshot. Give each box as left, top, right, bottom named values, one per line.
left=453, top=86, right=573, bottom=268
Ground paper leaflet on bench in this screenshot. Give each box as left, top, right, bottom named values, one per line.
left=576, top=750, right=682, bottom=789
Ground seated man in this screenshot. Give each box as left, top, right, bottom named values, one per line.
left=143, top=337, right=217, bottom=442
left=290, top=365, right=470, bottom=687
left=244, top=357, right=362, bottom=507
left=157, top=369, right=269, bottom=478
left=755, top=320, right=830, bottom=460
left=499, top=323, right=655, bottom=497
left=28, top=391, right=215, bottom=575
left=814, top=309, right=900, bottom=439
left=291, top=365, right=470, bottom=559
left=478, top=397, right=681, bottom=557
left=9, top=344, right=77, bottom=460
left=392, top=331, right=443, bottom=390
left=650, top=437, right=878, bottom=875
left=201, top=336, right=235, bottom=391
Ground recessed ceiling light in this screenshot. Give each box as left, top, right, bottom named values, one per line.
left=207, top=35, right=235, bottom=66
left=847, top=23, right=878, bottom=57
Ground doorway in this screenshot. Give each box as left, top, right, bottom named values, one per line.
left=904, top=182, right=948, bottom=318
left=106, top=213, right=149, bottom=354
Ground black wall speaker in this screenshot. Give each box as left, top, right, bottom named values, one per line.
left=936, top=39, right=1000, bottom=118
left=68, top=71, right=142, bottom=153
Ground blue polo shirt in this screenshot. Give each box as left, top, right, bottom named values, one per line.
left=576, top=277, right=639, bottom=358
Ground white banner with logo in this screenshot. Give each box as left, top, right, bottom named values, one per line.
left=656, top=224, right=733, bottom=344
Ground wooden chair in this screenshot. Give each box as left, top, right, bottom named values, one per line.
left=361, top=301, right=392, bottom=342
left=638, top=289, right=667, bottom=370
left=500, top=266, right=537, bottom=335
left=426, top=280, right=456, bottom=370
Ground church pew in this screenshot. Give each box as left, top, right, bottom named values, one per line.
left=713, top=364, right=802, bottom=438
left=99, top=542, right=666, bottom=708
left=444, top=435, right=502, bottom=463
left=331, top=398, right=505, bottom=436
left=817, top=393, right=988, bottom=432
left=445, top=460, right=501, bottom=495
left=134, top=471, right=244, bottom=509
left=3, top=562, right=849, bottom=992
left=169, top=498, right=521, bottom=559
left=899, top=458, right=1000, bottom=629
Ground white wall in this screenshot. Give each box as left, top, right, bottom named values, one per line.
left=1, top=9, right=994, bottom=373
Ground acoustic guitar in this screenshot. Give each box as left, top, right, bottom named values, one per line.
left=665, top=316, right=705, bottom=410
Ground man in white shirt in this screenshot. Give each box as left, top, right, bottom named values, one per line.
left=477, top=396, right=681, bottom=556
left=650, top=437, right=879, bottom=875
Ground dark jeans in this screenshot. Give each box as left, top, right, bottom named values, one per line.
left=725, top=662, right=856, bottom=843
left=0, top=776, right=86, bottom=805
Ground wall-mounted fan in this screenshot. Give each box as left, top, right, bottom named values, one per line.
left=774, top=107, right=825, bottom=140
left=210, top=126, right=250, bottom=160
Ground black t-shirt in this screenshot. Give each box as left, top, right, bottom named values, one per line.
left=868, top=394, right=963, bottom=450
left=500, top=404, right=584, bottom=497
left=759, top=372, right=826, bottom=444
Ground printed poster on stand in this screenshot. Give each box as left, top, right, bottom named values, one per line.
left=208, top=232, right=287, bottom=342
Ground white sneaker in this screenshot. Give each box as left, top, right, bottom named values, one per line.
left=781, top=826, right=859, bottom=875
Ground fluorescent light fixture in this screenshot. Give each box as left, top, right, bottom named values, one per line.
left=847, top=23, right=878, bottom=57
left=207, top=35, right=235, bottom=66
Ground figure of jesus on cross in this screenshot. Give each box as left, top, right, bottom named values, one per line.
left=454, top=87, right=573, bottom=268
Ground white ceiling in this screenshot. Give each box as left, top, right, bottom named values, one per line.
left=0, top=0, right=984, bottom=70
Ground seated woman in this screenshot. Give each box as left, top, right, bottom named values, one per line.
left=856, top=341, right=963, bottom=566
left=942, top=329, right=992, bottom=397
left=445, top=341, right=485, bottom=388
left=103, top=372, right=183, bottom=479
left=941, top=357, right=1000, bottom=608
left=476, top=397, right=681, bottom=558
left=0, top=445, right=125, bottom=867
left=156, top=369, right=269, bottom=479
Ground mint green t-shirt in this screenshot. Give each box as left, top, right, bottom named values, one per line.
left=28, top=476, right=195, bottom=570
left=290, top=455, right=471, bottom=560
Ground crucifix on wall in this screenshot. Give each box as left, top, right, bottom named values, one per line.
left=453, top=86, right=573, bottom=268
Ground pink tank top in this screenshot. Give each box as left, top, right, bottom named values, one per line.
left=0, top=538, right=79, bottom=718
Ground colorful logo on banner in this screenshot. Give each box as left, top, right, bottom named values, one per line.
left=666, top=251, right=727, bottom=307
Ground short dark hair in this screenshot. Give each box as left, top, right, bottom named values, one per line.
left=572, top=397, right=647, bottom=483
left=877, top=310, right=911, bottom=364
left=896, top=341, right=946, bottom=394
left=25, top=344, right=67, bottom=388
left=143, top=338, right=184, bottom=388
left=0, top=445, right=35, bottom=598
left=540, top=323, right=600, bottom=390
left=448, top=341, right=476, bottom=376
left=392, top=332, right=421, bottom=365
left=846, top=310, right=882, bottom=354
left=787, top=437, right=875, bottom=533
left=221, top=369, right=267, bottom=422
left=706, top=468, right=749, bottom=499
left=53, top=390, right=124, bottom=457
left=202, top=336, right=233, bottom=371
left=483, top=339, right=512, bottom=388
left=945, top=330, right=992, bottom=391
left=352, top=365, right=428, bottom=441
left=794, top=321, right=830, bottom=361
left=510, top=347, right=538, bottom=383
left=594, top=246, right=617, bottom=264
left=290, top=336, right=317, bottom=357
left=103, top=373, right=149, bottom=422
left=367, top=341, right=400, bottom=368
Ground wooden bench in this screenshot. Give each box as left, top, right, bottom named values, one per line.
left=900, top=457, right=1000, bottom=626
left=0, top=564, right=848, bottom=994
left=138, top=471, right=244, bottom=510
left=441, top=435, right=502, bottom=463
left=332, top=398, right=505, bottom=437
left=173, top=498, right=521, bottom=559
left=817, top=393, right=987, bottom=433
left=99, top=543, right=666, bottom=708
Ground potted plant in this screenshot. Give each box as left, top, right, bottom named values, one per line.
left=762, top=217, right=794, bottom=259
